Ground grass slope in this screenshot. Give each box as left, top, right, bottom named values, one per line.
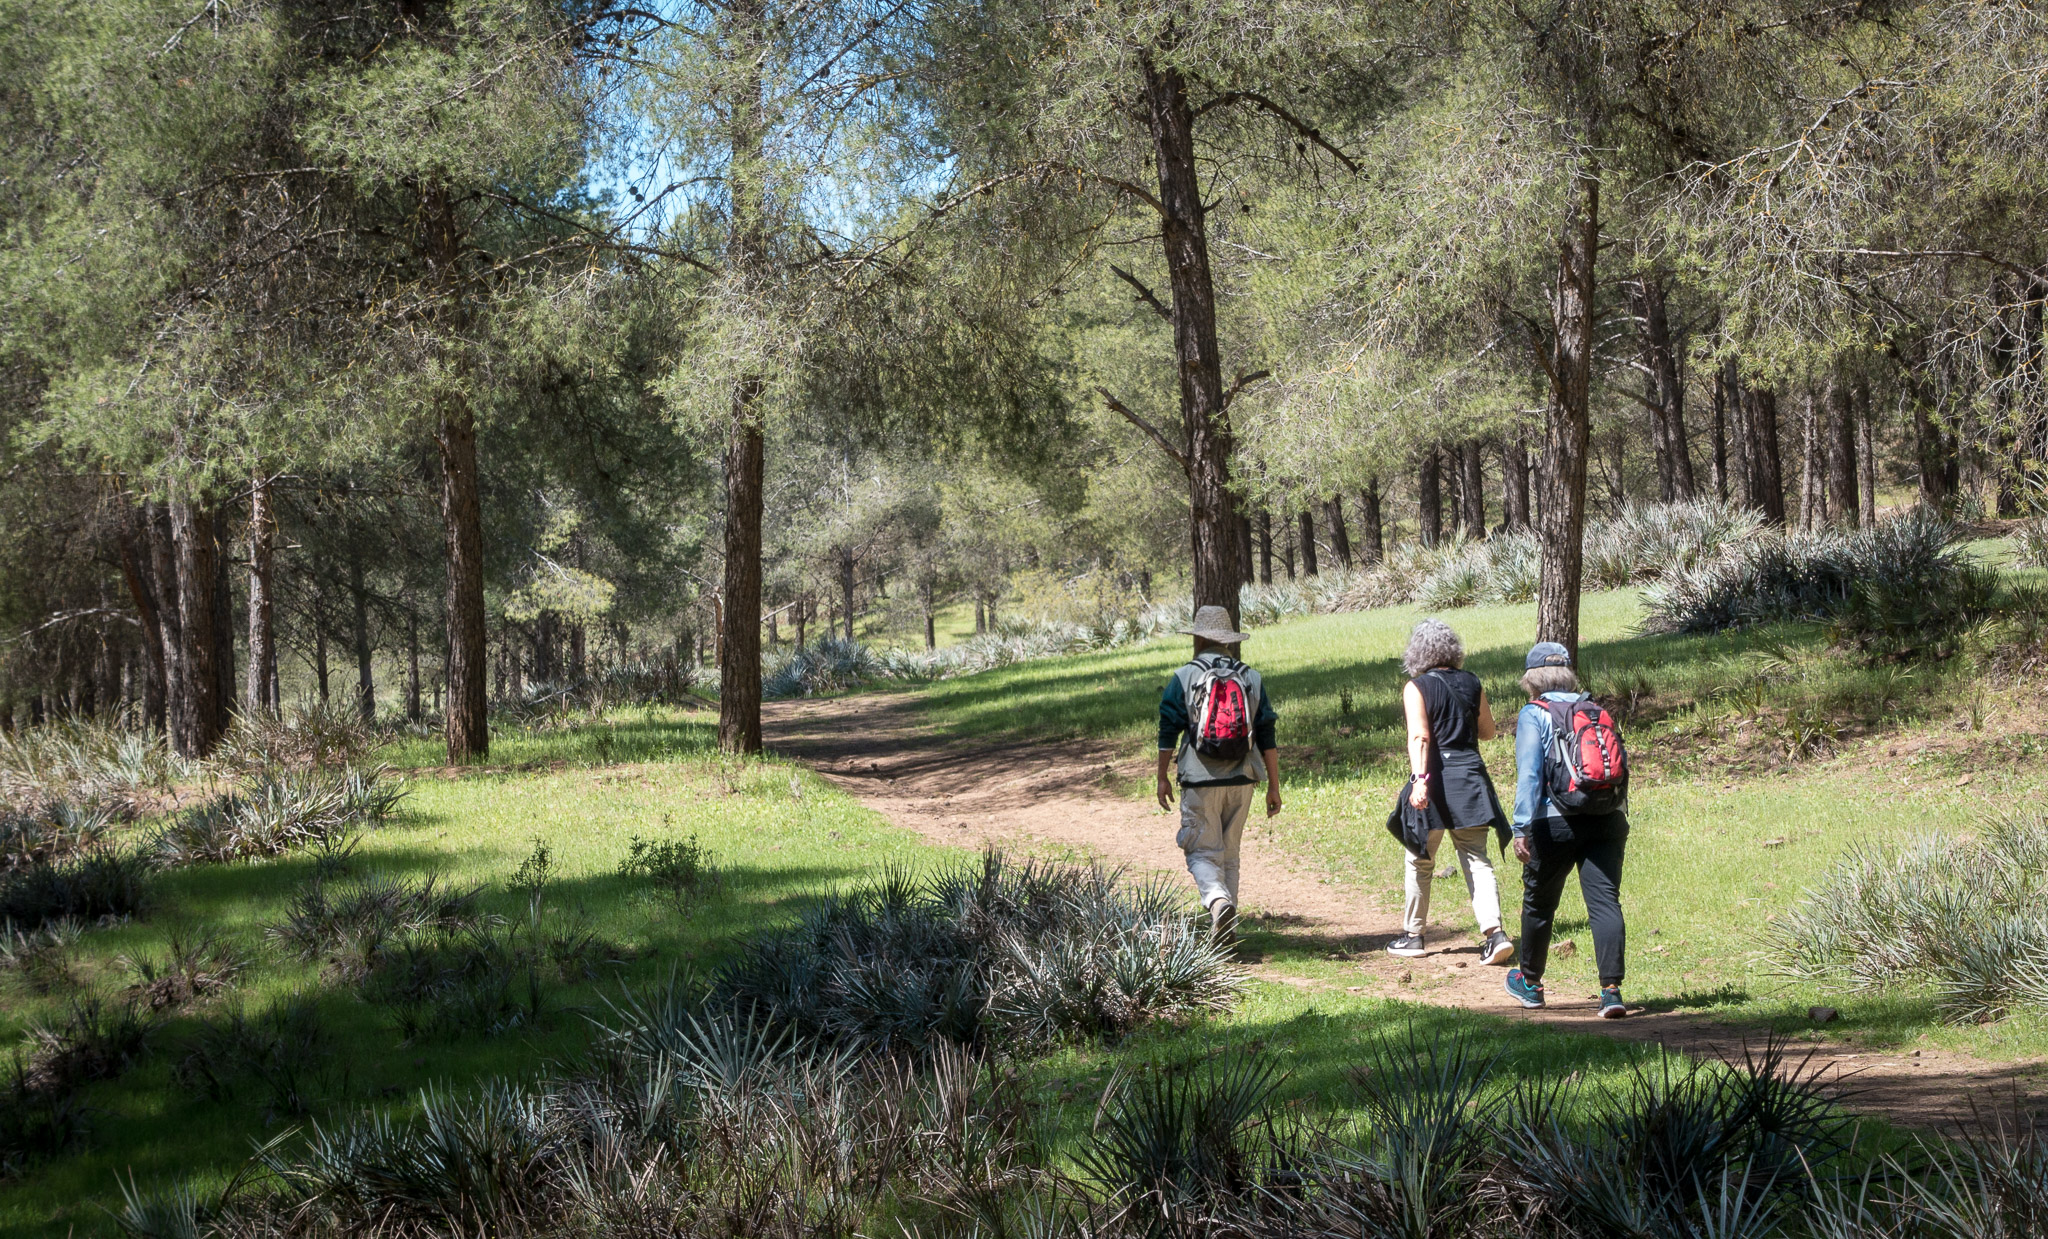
left=911, top=587, right=2048, bottom=1056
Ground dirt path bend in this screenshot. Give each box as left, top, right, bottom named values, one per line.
left=764, top=694, right=2046, bottom=1133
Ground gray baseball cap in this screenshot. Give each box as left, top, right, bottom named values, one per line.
left=1524, top=641, right=1573, bottom=670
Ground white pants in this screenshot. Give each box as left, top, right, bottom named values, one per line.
left=1177, top=783, right=1254, bottom=910
left=1403, top=826, right=1502, bottom=937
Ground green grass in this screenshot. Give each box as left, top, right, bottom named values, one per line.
left=0, top=709, right=929, bottom=1238
left=910, top=586, right=2048, bottom=1059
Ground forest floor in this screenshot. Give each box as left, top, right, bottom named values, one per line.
left=765, top=685, right=2048, bottom=1134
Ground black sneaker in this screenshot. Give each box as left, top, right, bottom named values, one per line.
left=1599, top=985, right=1627, bottom=1018
left=1210, top=901, right=1238, bottom=946
left=1386, top=933, right=1427, bottom=958
left=1481, top=929, right=1515, bottom=966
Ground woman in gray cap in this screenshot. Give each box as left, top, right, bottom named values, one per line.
left=1386, top=618, right=1514, bottom=964
left=1503, top=641, right=1630, bottom=1018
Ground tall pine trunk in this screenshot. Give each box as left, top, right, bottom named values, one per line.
left=1418, top=451, right=1442, bottom=547
left=1257, top=510, right=1273, bottom=584
left=1323, top=497, right=1351, bottom=569
left=720, top=418, right=765, bottom=753
left=438, top=395, right=488, bottom=759
left=717, top=0, right=769, bottom=755
left=117, top=501, right=170, bottom=732
left=1537, top=169, right=1598, bottom=659
left=167, top=499, right=224, bottom=758
left=246, top=476, right=277, bottom=713
left=1827, top=378, right=1860, bottom=528
left=1359, top=480, right=1385, bottom=564
left=1710, top=365, right=1730, bottom=502
left=1140, top=50, right=1242, bottom=628
left=1501, top=435, right=1531, bottom=531
left=838, top=544, right=856, bottom=642
left=1856, top=380, right=1878, bottom=526
left=1458, top=442, right=1487, bottom=535
left=1800, top=392, right=1824, bottom=530
left=1633, top=276, right=1695, bottom=500
left=1747, top=386, right=1788, bottom=524
left=350, top=550, right=375, bottom=724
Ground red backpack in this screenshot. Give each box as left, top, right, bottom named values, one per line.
left=1187, top=657, right=1254, bottom=762
left=1542, top=694, right=1628, bottom=814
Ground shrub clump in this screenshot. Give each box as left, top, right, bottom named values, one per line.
left=0, top=721, right=183, bottom=818
left=1643, top=508, right=1999, bottom=652
left=0, top=847, right=151, bottom=930
left=211, top=703, right=381, bottom=776
left=712, top=851, right=1241, bottom=1054
left=151, top=765, right=405, bottom=866
left=1771, top=808, right=2048, bottom=1023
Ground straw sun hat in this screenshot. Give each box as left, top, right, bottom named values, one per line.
left=1177, top=604, right=1250, bottom=645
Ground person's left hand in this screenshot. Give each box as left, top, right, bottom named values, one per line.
left=1513, top=835, right=1532, bottom=864
left=1265, top=786, right=1282, bottom=818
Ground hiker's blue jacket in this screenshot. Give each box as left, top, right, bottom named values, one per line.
left=1512, top=692, right=1582, bottom=835
left=1158, top=653, right=1278, bottom=786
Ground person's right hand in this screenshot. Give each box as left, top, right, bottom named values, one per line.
left=1156, top=776, right=1174, bottom=810
left=1408, top=780, right=1429, bottom=810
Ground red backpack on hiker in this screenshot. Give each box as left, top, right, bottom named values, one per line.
left=1542, top=694, right=1628, bottom=814
left=1187, top=658, right=1254, bottom=763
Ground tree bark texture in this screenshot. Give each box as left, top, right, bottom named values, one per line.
left=1139, top=51, right=1241, bottom=628
left=246, top=476, right=277, bottom=713
left=1633, top=276, right=1695, bottom=501
left=407, top=611, right=422, bottom=723
left=437, top=396, right=488, bottom=759
left=1710, top=366, right=1730, bottom=502
left=350, top=550, right=375, bottom=724
left=838, top=544, right=857, bottom=643
left=1359, top=480, right=1385, bottom=564
left=1748, top=386, right=1788, bottom=524
left=1238, top=515, right=1256, bottom=588
left=1323, top=497, right=1351, bottom=570
left=117, top=503, right=171, bottom=732
left=1297, top=509, right=1318, bottom=576
left=167, top=499, right=224, bottom=758
left=1537, top=169, right=1598, bottom=659
left=1257, top=510, right=1273, bottom=585
left=1501, top=435, right=1532, bottom=531
left=720, top=417, right=765, bottom=754
left=1826, top=379, right=1860, bottom=528
left=1418, top=451, right=1442, bottom=547
left=1458, top=442, right=1487, bottom=535
left=1856, top=380, right=1878, bottom=526
left=1800, top=393, right=1824, bottom=531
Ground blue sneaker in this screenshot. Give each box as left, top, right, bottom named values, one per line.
left=1599, top=985, right=1627, bottom=1019
left=1504, top=968, right=1545, bottom=1009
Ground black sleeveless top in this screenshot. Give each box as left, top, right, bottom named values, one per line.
left=1413, top=668, right=1507, bottom=832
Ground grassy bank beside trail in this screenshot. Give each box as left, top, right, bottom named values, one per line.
left=0, top=712, right=923, bottom=1237
left=911, top=586, right=2048, bottom=1059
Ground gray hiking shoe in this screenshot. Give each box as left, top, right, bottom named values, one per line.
left=1209, top=901, right=1238, bottom=947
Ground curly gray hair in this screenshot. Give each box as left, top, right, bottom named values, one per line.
left=1402, top=619, right=1464, bottom=678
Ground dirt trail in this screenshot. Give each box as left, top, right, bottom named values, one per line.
left=764, top=694, right=2046, bottom=1132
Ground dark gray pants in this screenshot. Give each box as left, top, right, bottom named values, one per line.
left=1519, top=812, right=1628, bottom=986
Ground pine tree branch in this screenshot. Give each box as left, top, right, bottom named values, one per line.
left=1108, top=265, right=1172, bottom=322
left=1097, top=388, right=1188, bottom=473
left=1222, top=370, right=1271, bottom=410
left=1191, top=91, right=1359, bottom=173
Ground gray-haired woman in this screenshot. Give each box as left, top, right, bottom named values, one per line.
left=1387, top=619, right=1514, bottom=964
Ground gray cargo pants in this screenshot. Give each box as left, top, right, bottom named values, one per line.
left=1177, top=783, right=1254, bottom=910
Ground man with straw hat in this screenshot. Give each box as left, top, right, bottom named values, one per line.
left=1156, top=604, right=1282, bottom=944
